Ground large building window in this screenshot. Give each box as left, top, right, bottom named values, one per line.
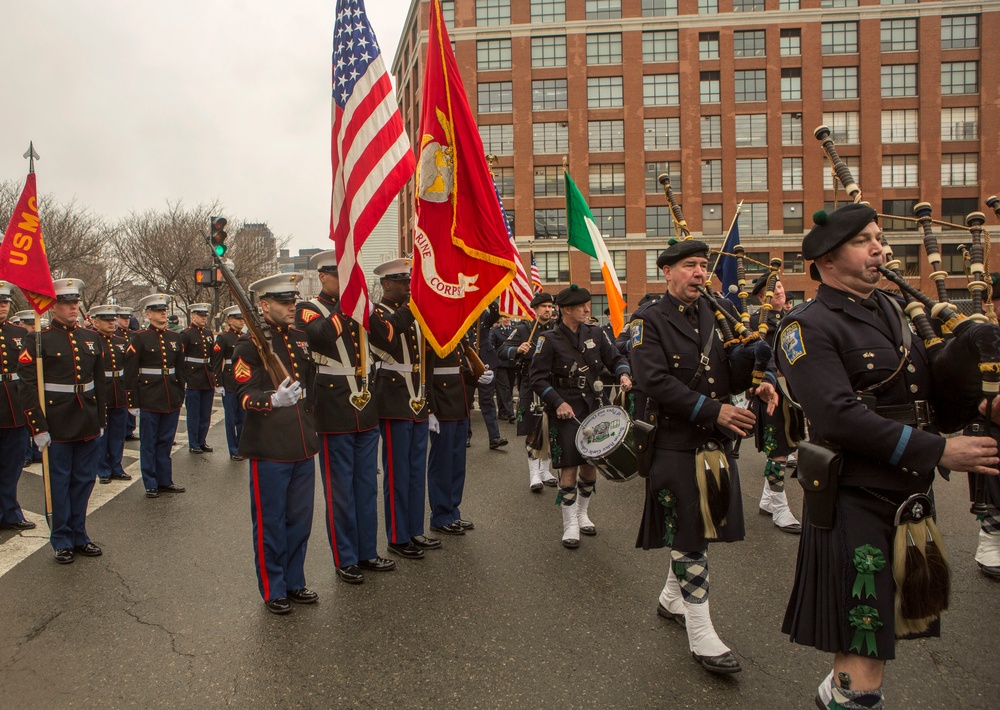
left=642, top=0, right=678, bottom=16
left=881, top=109, right=918, bottom=143
left=590, top=251, right=626, bottom=283
left=699, top=0, right=718, bottom=14
left=530, top=0, right=565, bottom=23
left=735, top=114, right=767, bottom=147
left=822, top=22, right=858, bottom=54
left=702, top=204, right=723, bottom=236
left=533, top=122, right=568, bottom=154
left=645, top=161, right=681, bottom=194
left=782, top=113, right=802, bottom=145
left=941, top=107, right=979, bottom=141
left=647, top=250, right=664, bottom=280
left=733, top=0, right=764, bottom=11
left=440, top=0, right=455, bottom=27
left=781, top=68, right=802, bottom=101
left=587, top=76, right=623, bottom=108
left=701, top=115, right=722, bottom=148
left=942, top=61, right=978, bottom=95
left=822, top=111, right=860, bottom=143
left=590, top=163, right=626, bottom=195
left=476, top=0, right=510, bottom=26
left=780, top=28, right=801, bottom=56
left=882, top=199, right=919, bottom=232
left=784, top=251, right=805, bottom=273
left=643, top=30, right=679, bottom=62
left=590, top=120, right=625, bottom=152
left=734, top=30, right=765, bottom=57
left=586, top=0, right=621, bottom=19
left=779, top=0, right=800, bottom=8
left=531, top=36, right=566, bottom=67
left=587, top=33, right=623, bottom=65
left=477, top=39, right=512, bottom=70
left=743, top=203, right=769, bottom=235
left=478, top=82, right=512, bottom=113
left=493, top=167, right=514, bottom=197
left=783, top=157, right=803, bottom=191
left=699, top=32, right=720, bottom=60
left=480, top=124, right=514, bottom=154
left=881, top=19, right=917, bottom=52
left=532, top=79, right=568, bottom=111
left=735, top=70, right=766, bottom=102
left=941, top=153, right=978, bottom=187
left=942, top=15, right=979, bottom=49
left=646, top=206, right=674, bottom=237
left=783, top=203, right=804, bottom=234
left=534, top=166, right=565, bottom=197
left=700, top=71, right=721, bottom=103
left=736, top=158, right=768, bottom=191
left=881, top=64, right=917, bottom=97
left=534, top=209, right=567, bottom=239
left=882, top=155, right=918, bottom=188
left=702, top=159, right=722, bottom=192
left=941, top=198, right=979, bottom=230
left=822, top=66, right=859, bottom=99
left=643, top=74, right=680, bottom=106
left=821, top=0, right=858, bottom=6
left=590, top=211, right=626, bottom=241
left=644, top=117, right=681, bottom=151
left=824, top=156, right=860, bottom=190
left=536, top=252, right=569, bottom=280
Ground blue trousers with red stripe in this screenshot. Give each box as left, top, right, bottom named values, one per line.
left=221, top=391, right=245, bottom=456
left=96, top=407, right=128, bottom=479
left=0, top=426, right=29, bottom=525
left=185, top=388, right=214, bottom=449
left=48, top=438, right=98, bottom=551
left=428, top=418, right=469, bottom=528
left=248, top=457, right=315, bottom=601
left=139, top=409, right=180, bottom=490
left=319, top=429, right=379, bottom=568
left=380, top=418, right=428, bottom=545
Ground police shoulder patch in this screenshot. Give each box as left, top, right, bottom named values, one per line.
left=535, top=335, right=546, bottom=355
left=233, top=357, right=252, bottom=383
left=630, top=321, right=643, bottom=348
left=780, top=322, right=806, bottom=365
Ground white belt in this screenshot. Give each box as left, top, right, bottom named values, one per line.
left=378, top=362, right=413, bottom=373
left=185, top=357, right=210, bottom=364
left=44, top=381, right=95, bottom=393
left=317, top=364, right=356, bottom=376
left=140, top=367, right=176, bottom=375
left=435, top=367, right=460, bottom=376
left=105, top=370, right=123, bottom=378
left=0, top=372, right=18, bottom=382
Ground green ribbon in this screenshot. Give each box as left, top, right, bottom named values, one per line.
left=762, top=424, right=777, bottom=456
left=672, top=560, right=686, bottom=582
left=851, top=545, right=886, bottom=599
left=848, top=606, right=883, bottom=657
left=658, top=489, right=677, bottom=546
left=663, top=519, right=677, bottom=546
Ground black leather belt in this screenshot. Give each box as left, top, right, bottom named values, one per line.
left=875, top=400, right=932, bottom=429
left=555, top=376, right=588, bottom=390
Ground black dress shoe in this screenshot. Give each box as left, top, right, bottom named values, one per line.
left=158, top=484, right=186, bottom=493
left=978, top=562, right=1000, bottom=579
left=73, top=543, right=102, bottom=557
left=411, top=535, right=441, bottom=549
left=656, top=602, right=686, bottom=628
left=124, top=434, right=138, bottom=441
left=98, top=476, right=111, bottom=484
left=692, top=650, right=742, bottom=674
left=110, top=472, right=132, bottom=481
left=200, top=445, right=214, bottom=453
left=466, top=438, right=472, bottom=448
left=456, top=519, right=474, bottom=530
left=489, top=437, right=508, bottom=449
left=430, top=522, right=465, bottom=536
left=288, top=588, right=319, bottom=603
left=54, top=548, right=75, bottom=564
left=145, top=488, right=160, bottom=498
left=358, top=556, right=396, bottom=572
left=1, top=519, right=37, bottom=530
left=387, top=542, right=425, bottom=559
left=336, top=566, right=365, bottom=584
left=265, top=598, right=291, bottom=614
left=189, top=447, right=203, bottom=454
left=230, top=454, right=245, bottom=461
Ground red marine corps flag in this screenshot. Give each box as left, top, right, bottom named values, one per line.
left=0, top=145, right=56, bottom=313
left=411, top=0, right=518, bottom=356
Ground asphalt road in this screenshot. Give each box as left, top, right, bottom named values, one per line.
left=1, top=408, right=997, bottom=709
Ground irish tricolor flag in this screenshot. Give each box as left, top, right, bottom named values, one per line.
left=565, top=170, right=626, bottom=336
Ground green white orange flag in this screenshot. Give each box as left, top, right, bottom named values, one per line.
left=564, top=170, right=626, bottom=336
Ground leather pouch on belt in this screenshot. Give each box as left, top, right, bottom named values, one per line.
left=796, top=440, right=843, bottom=530
left=633, top=398, right=658, bottom=479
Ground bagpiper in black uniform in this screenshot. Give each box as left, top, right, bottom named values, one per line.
left=631, top=240, right=778, bottom=675
left=778, top=205, right=999, bottom=708
left=236, top=272, right=319, bottom=615
left=296, top=249, right=394, bottom=585
left=117, top=306, right=138, bottom=439
left=974, top=276, right=1000, bottom=578
left=180, top=302, right=216, bottom=454
left=124, top=294, right=186, bottom=498
left=747, top=275, right=803, bottom=534
left=18, top=279, right=107, bottom=564
left=212, top=305, right=246, bottom=460
left=499, top=292, right=557, bottom=491
left=0, top=282, right=34, bottom=531
left=529, top=285, right=631, bottom=549
left=89, top=304, right=132, bottom=484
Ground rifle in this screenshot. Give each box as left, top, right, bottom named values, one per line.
left=201, top=230, right=288, bottom=388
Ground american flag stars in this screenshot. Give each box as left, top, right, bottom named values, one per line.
left=332, top=0, right=381, bottom=108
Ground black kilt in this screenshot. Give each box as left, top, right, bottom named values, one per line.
left=967, top=471, right=1000, bottom=509
left=752, top=397, right=804, bottom=459
left=545, top=388, right=601, bottom=470
left=782, top=485, right=940, bottom=661
left=635, top=443, right=745, bottom=551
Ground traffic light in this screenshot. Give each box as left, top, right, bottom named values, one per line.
left=194, top=267, right=215, bottom=286
left=210, top=216, right=228, bottom=257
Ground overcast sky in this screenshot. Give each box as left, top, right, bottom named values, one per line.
left=1, top=1, right=412, bottom=252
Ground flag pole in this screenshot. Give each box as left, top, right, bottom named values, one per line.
left=562, top=156, right=572, bottom=288
left=706, top=200, right=744, bottom=290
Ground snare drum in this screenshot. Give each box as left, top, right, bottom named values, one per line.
left=574, top=405, right=639, bottom=483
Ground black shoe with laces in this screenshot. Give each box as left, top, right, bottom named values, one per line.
left=73, top=543, right=102, bottom=557
left=54, top=549, right=75, bottom=564
left=265, top=598, right=291, bottom=614
left=430, top=522, right=465, bottom=536
left=336, top=566, right=365, bottom=584
left=411, top=535, right=441, bottom=549
left=358, top=556, right=396, bottom=572
left=288, top=588, right=319, bottom=603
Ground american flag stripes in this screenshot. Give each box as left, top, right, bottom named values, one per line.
left=530, top=250, right=542, bottom=294
left=494, top=180, right=535, bottom=319
left=330, top=0, right=415, bottom=330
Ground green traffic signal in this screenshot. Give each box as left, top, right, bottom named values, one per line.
left=214, top=243, right=227, bottom=257
left=210, top=216, right=228, bottom=258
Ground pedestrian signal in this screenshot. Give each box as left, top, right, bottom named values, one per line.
left=210, top=216, right=228, bottom=257
left=194, top=267, right=215, bottom=286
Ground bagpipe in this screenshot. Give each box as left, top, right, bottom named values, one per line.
left=657, top=173, right=773, bottom=392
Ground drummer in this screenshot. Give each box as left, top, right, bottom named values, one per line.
left=528, top=285, right=632, bottom=549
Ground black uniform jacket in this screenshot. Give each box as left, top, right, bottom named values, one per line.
left=529, top=321, right=629, bottom=413
left=125, top=326, right=185, bottom=413
left=749, top=307, right=783, bottom=348
left=427, top=347, right=477, bottom=421
left=18, top=321, right=106, bottom=442
left=212, top=328, right=243, bottom=393
left=98, top=331, right=130, bottom=409
left=369, top=298, right=428, bottom=421
left=473, top=303, right=500, bottom=368
left=0, top=321, right=27, bottom=428
left=777, top=285, right=945, bottom=490
left=296, top=292, right=378, bottom=434
left=630, top=293, right=761, bottom=451
left=501, top=318, right=554, bottom=387
left=234, top=321, right=319, bottom=462
left=489, top=323, right=514, bottom=367
left=180, top=325, right=216, bottom=389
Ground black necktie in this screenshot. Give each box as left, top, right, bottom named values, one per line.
left=684, top=304, right=700, bottom=330
left=860, top=295, right=887, bottom=327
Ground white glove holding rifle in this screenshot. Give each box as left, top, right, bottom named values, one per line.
left=33, top=432, right=51, bottom=450
left=270, top=377, right=302, bottom=408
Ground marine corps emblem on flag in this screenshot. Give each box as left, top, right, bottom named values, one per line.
left=233, top=357, right=252, bottom=383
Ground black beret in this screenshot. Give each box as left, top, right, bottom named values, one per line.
left=603, top=307, right=610, bottom=316
left=637, top=293, right=659, bottom=307
left=555, top=284, right=591, bottom=307
left=801, top=204, right=877, bottom=261
left=751, top=275, right=774, bottom=298
left=656, top=239, right=710, bottom=269
left=530, top=292, right=553, bottom=308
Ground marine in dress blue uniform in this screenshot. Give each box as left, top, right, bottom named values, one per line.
left=18, top=279, right=107, bottom=563
left=180, top=303, right=216, bottom=453
left=236, top=272, right=320, bottom=614
left=118, top=306, right=138, bottom=439
left=368, top=258, right=439, bottom=559
left=0, top=282, right=34, bottom=531
left=15, top=310, right=45, bottom=466
left=124, top=294, right=186, bottom=498
left=90, top=305, right=132, bottom=484
left=296, top=250, right=394, bottom=585
left=212, top=305, right=246, bottom=460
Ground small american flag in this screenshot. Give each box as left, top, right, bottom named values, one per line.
left=494, top=179, right=535, bottom=318
left=330, top=0, right=415, bottom=330
left=530, top=249, right=542, bottom=294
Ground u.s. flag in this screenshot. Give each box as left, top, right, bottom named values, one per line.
left=331, top=0, right=415, bottom=330
left=494, top=180, right=535, bottom=319
left=530, top=250, right=542, bottom=294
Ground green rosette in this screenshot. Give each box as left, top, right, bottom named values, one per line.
left=763, top=424, right=777, bottom=456
left=548, top=426, right=562, bottom=461
left=658, top=489, right=678, bottom=545
left=672, top=560, right=686, bottom=582
left=848, top=606, right=882, bottom=657
left=851, top=545, right=886, bottom=599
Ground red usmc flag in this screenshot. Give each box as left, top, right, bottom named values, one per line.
left=0, top=173, right=56, bottom=313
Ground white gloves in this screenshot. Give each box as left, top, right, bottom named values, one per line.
left=477, top=368, right=495, bottom=386
left=99, top=428, right=105, bottom=439
left=128, top=408, right=140, bottom=417
left=215, top=387, right=225, bottom=396
left=270, top=377, right=302, bottom=408
left=33, top=432, right=52, bottom=450
left=428, top=413, right=440, bottom=434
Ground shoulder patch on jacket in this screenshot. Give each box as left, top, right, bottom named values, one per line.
left=630, top=321, right=643, bottom=348
left=234, top=357, right=252, bottom=383
left=300, top=308, right=321, bottom=324
left=535, top=335, right=546, bottom=355
left=780, top=322, right=806, bottom=365
left=18, top=349, right=32, bottom=364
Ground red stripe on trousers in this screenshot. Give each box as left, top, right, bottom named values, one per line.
left=322, top=436, right=340, bottom=567
left=251, top=459, right=271, bottom=601
left=385, top=423, right=397, bottom=544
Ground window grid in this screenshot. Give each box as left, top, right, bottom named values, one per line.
left=733, top=0, right=765, bottom=11
left=780, top=29, right=801, bottom=56
left=475, top=0, right=510, bottom=27
left=882, top=155, right=918, bottom=188
left=941, top=107, right=979, bottom=141
left=534, top=166, right=565, bottom=197
left=643, top=30, right=679, bottom=62
left=701, top=71, right=721, bottom=102
left=779, top=0, right=800, bottom=8
left=532, top=79, right=568, bottom=111
left=586, top=0, right=621, bottom=20
left=782, top=113, right=802, bottom=145
left=942, top=198, right=980, bottom=230
left=645, top=161, right=682, bottom=194
left=781, top=68, right=802, bottom=101
left=590, top=250, right=626, bottom=282
left=534, top=209, right=567, bottom=239
left=701, top=115, right=722, bottom=148
left=783, top=203, right=804, bottom=234
left=531, top=36, right=567, bottom=67
left=493, top=167, right=514, bottom=198
left=735, top=114, right=768, bottom=147
left=941, top=153, right=978, bottom=187
left=587, top=76, right=624, bottom=108
left=642, top=0, right=678, bottom=16
left=822, top=22, right=859, bottom=54
left=822, top=66, right=859, bottom=99
left=821, top=0, right=858, bottom=6
left=536, top=252, right=569, bottom=280
left=530, top=0, right=565, bottom=23
left=586, top=33, right=623, bottom=65
left=644, top=117, right=681, bottom=151
left=646, top=206, right=674, bottom=237
left=699, top=0, right=718, bottom=14
left=643, top=74, right=680, bottom=106
left=881, top=64, right=917, bottom=97
left=533, top=123, right=569, bottom=154
left=702, top=204, right=723, bottom=236
left=702, top=159, right=722, bottom=192
left=589, top=164, right=626, bottom=195
left=647, top=249, right=664, bottom=279
left=590, top=120, right=625, bottom=152
left=477, top=39, right=512, bottom=70
left=743, top=203, right=769, bottom=236
left=589, top=212, right=626, bottom=242
left=736, top=158, right=768, bottom=192
left=480, top=124, right=514, bottom=155
left=881, top=109, right=918, bottom=143
left=478, top=82, right=513, bottom=113
left=882, top=199, right=919, bottom=232
left=822, top=111, right=860, bottom=144
left=735, top=70, right=766, bottom=102
left=881, top=19, right=917, bottom=52
left=734, top=30, right=766, bottom=57
left=783, top=157, right=803, bottom=190
left=825, top=156, right=860, bottom=190
left=942, top=15, right=978, bottom=49
left=699, top=32, right=720, bottom=60
left=942, top=61, right=978, bottom=95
